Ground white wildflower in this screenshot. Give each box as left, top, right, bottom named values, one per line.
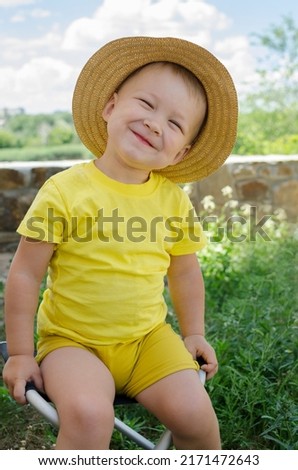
left=273, top=208, right=287, bottom=221
left=213, top=244, right=226, bottom=253
left=226, top=199, right=239, bottom=209
left=183, top=183, right=192, bottom=195
left=274, top=230, right=282, bottom=238
left=240, top=203, right=251, bottom=216
left=201, top=195, right=215, bottom=211
left=221, top=185, right=233, bottom=198
left=263, top=218, right=275, bottom=232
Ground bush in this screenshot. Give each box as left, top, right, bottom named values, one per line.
left=0, top=130, right=18, bottom=149
left=268, top=134, right=298, bottom=154
left=47, top=127, right=75, bottom=146
left=201, top=235, right=297, bottom=449
left=196, top=191, right=298, bottom=449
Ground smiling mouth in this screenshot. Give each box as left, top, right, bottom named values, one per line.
left=133, top=131, right=154, bottom=148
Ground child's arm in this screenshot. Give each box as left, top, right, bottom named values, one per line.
left=3, top=236, right=55, bottom=404
left=167, top=253, right=218, bottom=379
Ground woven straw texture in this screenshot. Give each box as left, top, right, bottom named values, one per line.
left=72, top=36, right=238, bottom=183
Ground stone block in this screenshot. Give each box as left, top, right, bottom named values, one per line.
left=276, top=164, right=294, bottom=178
left=0, top=189, right=37, bottom=231
left=0, top=168, right=25, bottom=189
left=236, top=180, right=270, bottom=202
left=191, top=164, right=235, bottom=212
left=31, top=166, right=65, bottom=188
left=273, top=180, right=298, bottom=220
left=231, top=164, right=256, bottom=178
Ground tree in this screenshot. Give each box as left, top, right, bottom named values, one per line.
left=246, top=16, right=298, bottom=110
left=47, top=126, right=74, bottom=146
left=0, top=130, right=18, bottom=148
left=3, top=112, right=76, bottom=148
left=235, top=16, right=298, bottom=154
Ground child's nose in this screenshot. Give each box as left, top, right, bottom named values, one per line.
left=143, top=118, right=162, bottom=135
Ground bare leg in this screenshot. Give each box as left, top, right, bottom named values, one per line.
left=136, top=369, right=221, bottom=450
left=40, top=347, right=115, bottom=449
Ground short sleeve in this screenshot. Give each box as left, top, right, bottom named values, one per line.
left=17, top=179, right=69, bottom=244
left=165, top=189, right=207, bottom=256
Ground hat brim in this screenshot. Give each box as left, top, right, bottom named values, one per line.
left=72, top=36, right=238, bottom=183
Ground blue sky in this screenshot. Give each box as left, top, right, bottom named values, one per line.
left=0, top=0, right=297, bottom=113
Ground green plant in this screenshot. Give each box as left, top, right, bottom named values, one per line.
left=196, top=190, right=298, bottom=449
left=0, top=130, right=18, bottom=149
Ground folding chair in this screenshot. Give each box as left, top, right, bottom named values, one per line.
left=0, top=340, right=206, bottom=450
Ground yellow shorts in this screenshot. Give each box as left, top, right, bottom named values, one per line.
left=36, top=323, right=198, bottom=398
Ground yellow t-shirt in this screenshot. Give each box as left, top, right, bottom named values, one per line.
left=18, top=161, right=207, bottom=345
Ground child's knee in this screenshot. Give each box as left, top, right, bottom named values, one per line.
left=170, top=398, right=220, bottom=449
left=59, top=396, right=115, bottom=431
left=173, top=394, right=217, bottom=435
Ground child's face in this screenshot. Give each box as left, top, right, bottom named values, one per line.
left=102, top=63, right=206, bottom=178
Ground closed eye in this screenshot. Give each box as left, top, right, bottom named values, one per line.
left=138, top=98, right=154, bottom=109
left=169, top=120, right=183, bottom=132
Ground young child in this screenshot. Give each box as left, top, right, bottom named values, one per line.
left=3, top=36, right=238, bottom=450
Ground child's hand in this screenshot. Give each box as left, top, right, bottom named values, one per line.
left=183, top=334, right=218, bottom=380
left=3, top=355, right=44, bottom=405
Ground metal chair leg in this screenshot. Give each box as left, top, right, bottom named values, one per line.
left=1, top=341, right=206, bottom=450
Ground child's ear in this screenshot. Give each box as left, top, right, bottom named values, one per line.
left=174, top=145, right=191, bottom=164
left=102, top=93, right=118, bottom=122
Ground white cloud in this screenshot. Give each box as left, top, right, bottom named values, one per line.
left=16, top=57, right=73, bottom=93
left=31, top=8, right=51, bottom=19
left=0, top=0, right=255, bottom=112
left=0, top=0, right=36, bottom=6
left=0, top=57, right=76, bottom=113
left=62, top=0, right=230, bottom=51
left=11, top=13, right=26, bottom=22
left=10, top=8, right=51, bottom=23
left=0, top=31, right=61, bottom=64
left=214, top=36, right=257, bottom=94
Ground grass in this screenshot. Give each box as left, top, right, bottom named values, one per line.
left=0, top=212, right=297, bottom=450
left=201, top=237, right=298, bottom=450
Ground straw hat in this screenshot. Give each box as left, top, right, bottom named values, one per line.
left=72, top=36, right=238, bottom=183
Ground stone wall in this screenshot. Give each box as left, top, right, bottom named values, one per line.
left=0, top=156, right=297, bottom=252
left=190, top=155, right=298, bottom=221
left=0, top=160, right=83, bottom=252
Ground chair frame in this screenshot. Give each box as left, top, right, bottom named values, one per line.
left=0, top=340, right=206, bottom=450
